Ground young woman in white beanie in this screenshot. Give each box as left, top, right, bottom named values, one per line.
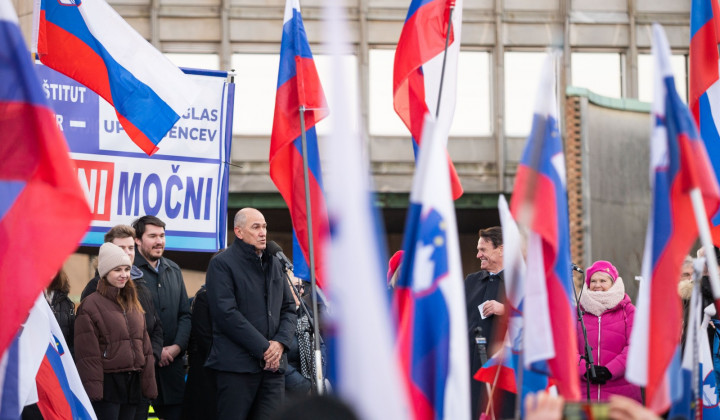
left=75, top=242, right=157, bottom=420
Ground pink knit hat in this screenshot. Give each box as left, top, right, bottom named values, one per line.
left=585, top=260, right=618, bottom=286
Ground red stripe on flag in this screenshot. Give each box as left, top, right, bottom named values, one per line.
left=393, top=0, right=463, bottom=200
left=270, top=68, right=327, bottom=159
left=37, top=12, right=114, bottom=108
left=270, top=66, right=329, bottom=287
left=117, top=113, right=160, bottom=156
left=394, top=289, right=436, bottom=420
left=0, top=103, right=91, bottom=356
left=510, top=169, right=580, bottom=400
left=545, top=277, right=580, bottom=401
left=689, top=20, right=720, bottom=114
left=38, top=13, right=160, bottom=155
left=474, top=364, right=517, bottom=394
left=36, top=355, right=74, bottom=420
left=645, top=180, right=696, bottom=407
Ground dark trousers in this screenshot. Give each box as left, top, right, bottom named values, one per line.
left=92, top=401, right=137, bottom=420
left=215, top=370, right=285, bottom=420
left=133, top=401, right=149, bottom=420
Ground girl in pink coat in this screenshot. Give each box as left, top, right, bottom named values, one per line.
left=576, top=260, right=642, bottom=402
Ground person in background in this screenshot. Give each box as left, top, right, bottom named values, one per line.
left=464, top=226, right=509, bottom=419
left=75, top=242, right=157, bottom=420
left=576, top=260, right=641, bottom=402
left=47, top=269, right=76, bottom=355
left=132, top=216, right=190, bottom=420
left=182, top=250, right=225, bottom=420
left=81, top=224, right=164, bottom=420
left=284, top=273, right=327, bottom=398
left=678, top=255, right=695, bottom=352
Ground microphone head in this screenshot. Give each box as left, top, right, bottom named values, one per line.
left=266, top=240, right=283, bottom=257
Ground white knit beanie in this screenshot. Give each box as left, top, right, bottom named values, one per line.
left=98, top=242, right=131, bottom=278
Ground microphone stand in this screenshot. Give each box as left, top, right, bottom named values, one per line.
left=572, top=264, right=596, bottom=403
left=281, top=268, right=325, bottom=393
left=282, top=269, right=323, bottom=345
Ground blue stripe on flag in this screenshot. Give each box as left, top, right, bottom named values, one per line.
left=0, top=335, right=20, bottom=419
left=276, top=9, right=314, bottom=88
left=42, top=1, right=180, bottom=145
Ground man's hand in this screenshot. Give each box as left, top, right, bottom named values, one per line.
left=159, top=344, right=181, bottom=367
left=482, top=300, right=505, bottom=318
left=263, top=340, right=284, bottom=372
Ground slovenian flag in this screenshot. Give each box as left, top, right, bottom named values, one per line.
left=33, top=0, right=199, bottom=155
left=393, top=0, right=464, bottom=199
left=509, top=52, right=580, bottom=400
left=270, top=0, right=329, bottom=288
left=0, top=0, right=91, bottom=359
left=475, top=196, right=549, bottom=414
left=0, top=295, right=96, bottom=419
left=689, top=0, right=720, bottom=244
left=322, top=3, right=410, bottom=417
left=627, top=24, right=720, bottom=413
left=393, top=115, right=470, bottom=420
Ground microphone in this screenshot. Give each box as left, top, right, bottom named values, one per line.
left=266, top=241, right=293, bottom=271
left=572, top=263, right=584, bottom=274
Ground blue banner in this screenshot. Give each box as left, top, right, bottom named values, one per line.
left=36, top=64, right=234, bottom=252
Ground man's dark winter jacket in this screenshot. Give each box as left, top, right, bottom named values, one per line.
left=205, top=239, right=296, bottom=373
left=134, top=252, right=191, bottom=405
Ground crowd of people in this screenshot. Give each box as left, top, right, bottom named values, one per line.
left=34, top=209, right=326, bottom=420
left=34, top=212, right=717, bottom=420
left=464, top=226, right=720, bottom=419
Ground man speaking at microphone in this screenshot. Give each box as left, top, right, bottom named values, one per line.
left=205, top=208, right=296, bottom=420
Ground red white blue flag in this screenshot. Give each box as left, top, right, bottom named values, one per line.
left=668, top=284, right=720, bottom=419
left=270, top=0, right=329, bottom=288
left=0, top=0, right=91, bottom=358
left=0, top=295, right=96, bottom=419
left=509, top=52, right=580, bottom=401
left=393, top=0, right=464, bottom=200
left=33, top=0, right=199, bottom=155
left=475, top=196, right=549, bottom=412
left=393, top=115, right=469, bottom=420
left=627, top=24, right=720, bottom=413
left=323, top=4, right=410, bottom=416
left=689, top=0, right=720, bottom=244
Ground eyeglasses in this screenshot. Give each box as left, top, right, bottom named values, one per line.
left=294, top=283, right=305, bottom=290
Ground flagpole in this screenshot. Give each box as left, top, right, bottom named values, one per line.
left=434, top=1, right=455, bottom=118
left=691, top=267, right=701, bottom=419
left=689, top=188, right=720, bottom=312
left=299, top=105, right=325, bottom=394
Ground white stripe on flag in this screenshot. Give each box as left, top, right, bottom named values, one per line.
left=523, top=232, right=555, bottom=368
left=78, top=0, right=198, bottom=113
left=323, top=2, right=410, bottom=419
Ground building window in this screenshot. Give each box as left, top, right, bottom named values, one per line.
left=505, top=51, right=547, bottom=137
left=313, top=54, right=360, bottom=136
left=637, top=53, right=687, bottom=103
left=231, top=54, right=279, bottom=135
left=571, top=52, right=622, bottom=98
left=369, top=48, right=491, bottom=136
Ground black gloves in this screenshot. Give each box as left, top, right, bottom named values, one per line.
left=588, top=365, right=612, bottom=384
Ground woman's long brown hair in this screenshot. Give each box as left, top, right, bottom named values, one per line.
left=97, top=274, right=144, bottom=313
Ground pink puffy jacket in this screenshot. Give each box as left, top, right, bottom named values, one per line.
left=576, top=294, right=642, bottom=402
